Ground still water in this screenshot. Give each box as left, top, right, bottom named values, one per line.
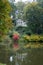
left=0, top=42, right=43, bottom=65
left=12, top=42, right=43, bottom=65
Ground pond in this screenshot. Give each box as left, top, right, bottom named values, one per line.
left=0, top=42, right=43, bottom=65
left=10, top=42, right=43, bottom=65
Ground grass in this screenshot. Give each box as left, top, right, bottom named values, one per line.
left=0, top=63, right=6, bottom=65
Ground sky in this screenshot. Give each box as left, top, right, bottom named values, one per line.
left=15, top=0, right=33, bottom=2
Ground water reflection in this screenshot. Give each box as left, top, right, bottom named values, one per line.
left=15, top=42, right=43, bottom=65
left=0, top=42, right=43, bottom=65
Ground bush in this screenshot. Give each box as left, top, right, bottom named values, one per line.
left=39, top=35, right=43, bottom=42
left=23, top=34, right=43, bottom=42
left=30, top=35, right=40, bottom=41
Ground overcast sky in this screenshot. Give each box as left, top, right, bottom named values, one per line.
left=15, top=0, right=33, bottom=2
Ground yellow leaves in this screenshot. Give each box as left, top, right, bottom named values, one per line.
left=24, top=2, right=38, bottom=11
left=39, top=35, right=43, bottom=41
left=24, top=44, right=30, bottom=48
left=30, top=35, right=40, bottom=41
left=31, top=2, right=38, bottom=6
left=0, top=0, right=13, bottom=40
left=5, top=2, right=12, bottom=13
left=23, top=35, right=43, bottom=42
left=24, top=43, right=43, bottom=48
left=5, top=18, right=12, bottom=29
left=24, top=35, right=30, bottom=40
left=0, top=0, right=12, bottom=14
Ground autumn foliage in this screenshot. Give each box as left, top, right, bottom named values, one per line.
left=0, top=0, right=13, bottom=41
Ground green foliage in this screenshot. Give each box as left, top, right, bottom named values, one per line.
left=16, top=1, right=25, bottom=12
left=0, top=44, right=13, bottom=64
left=15, top=1, right=25, bottom=19
left=23, top=2, right=43, bottom=34
left=23, top=34, right=43, bottom=42
left=0, top=63, right=6, bottom=65
left=0, top=0, right=13, bottom=41
left=37, top=0, right=43, bottom=3
left=10, top=2, right=17, bottom=20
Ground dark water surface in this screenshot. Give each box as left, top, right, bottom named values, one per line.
left=14, top=42, right=43, bottom=65
left=0, top=42, right=43, bottom=65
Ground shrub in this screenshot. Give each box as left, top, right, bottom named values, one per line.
left=39, top=35, right=43, bottom=42
left=23, top=34, right=43, bottom=42
left=30, top=35, right=40, bottom=41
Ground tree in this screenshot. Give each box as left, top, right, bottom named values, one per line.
left=37, top=0, right=43, bottom=8
left=37, top=0, right=43, bottom=3
left=16, top=1, right=25, bottom=12
left=23, top=2, right=43, bottom=34
left=0, top=0, right=13, bottom=41
left=9, top=2, right=17, bottom=25
left=15, top=1, right=25, bottom=19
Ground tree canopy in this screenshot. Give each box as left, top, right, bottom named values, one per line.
left=0, top=0, right=13, bottom=41
left=15, top=1, right=25, bottom=19
left=37, top=0, right=43, bottom=3
left=23, top=2, right=43, bottom=34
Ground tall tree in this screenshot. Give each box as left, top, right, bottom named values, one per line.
left=9, top=2, right=17, bottom=25
left=37, top=0, right=43, bottom=3
left=0, top=0, right=13, bottom=41
left=23, top=2, right=43, bottom=34
left=15, top=1, right=25, bottom=19
left=37, top=0, right=43, bottom=8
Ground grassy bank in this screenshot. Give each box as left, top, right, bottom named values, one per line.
left=0, top=63, right=6, bottom=65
